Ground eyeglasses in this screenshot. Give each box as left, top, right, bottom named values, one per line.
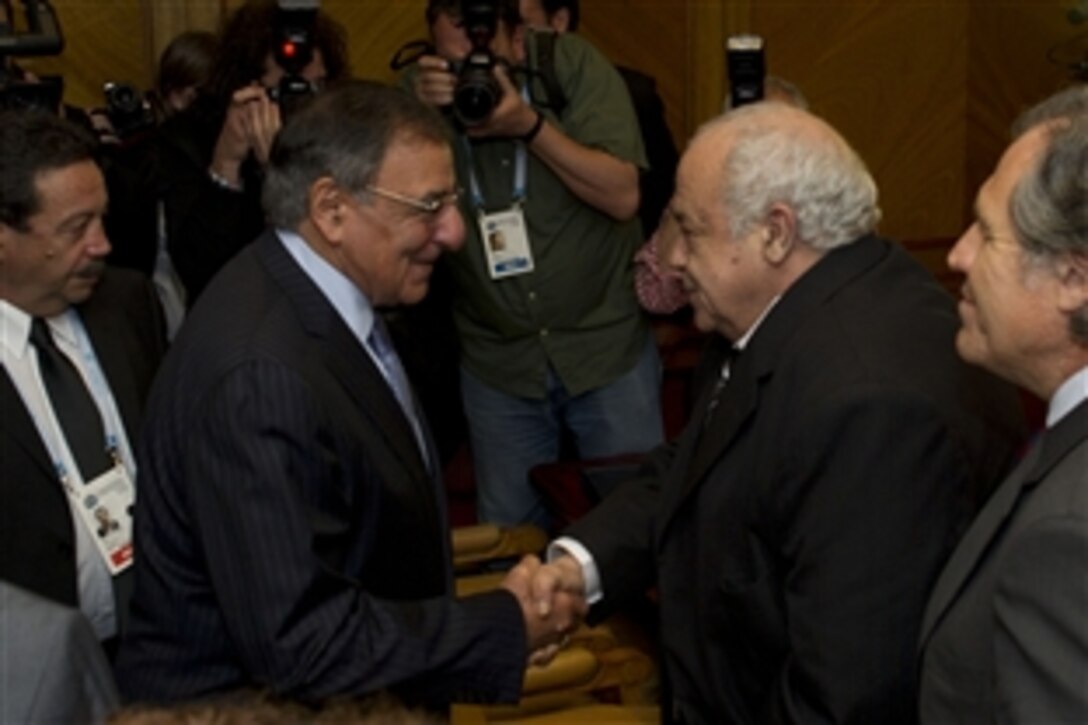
left=364, top=185, right=462, bottom=217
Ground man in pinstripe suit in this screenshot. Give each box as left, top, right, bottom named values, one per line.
left=116, top=80, right=583, bottom=709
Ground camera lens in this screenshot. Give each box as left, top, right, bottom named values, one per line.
left=105, top=83, right=142, bottom=115
left=453, top=52, right=502, bottom=127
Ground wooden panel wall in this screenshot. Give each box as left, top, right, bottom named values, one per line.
left=16, top=0, right=149, bottom=111
left=12, top=0, right=1078, bottom=244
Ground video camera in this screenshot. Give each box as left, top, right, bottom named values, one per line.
left=102, top=81, right=154, bottom=140
left=726, top=34, right=765, bottom=109
left=0, top=0, right=65, bottom=113
left=451, top=0, right=503, bottom=127
left=268, top=0, right=319, bottom=113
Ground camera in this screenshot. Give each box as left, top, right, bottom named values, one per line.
left=103, top=81, right=154, bottom=139
left=0, top=0, right=65, bottom=112
left=451, top=0, right=503, bottom=127
left=0, top=73, right=62, bottom=112
left=726, top=34, right=765, bottom=109
left=269, top=0, right=319, bottom=115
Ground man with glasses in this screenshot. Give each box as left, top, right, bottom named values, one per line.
left=117, top=81, right=584, bottom=708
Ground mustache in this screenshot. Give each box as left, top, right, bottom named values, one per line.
left=75, top=260, right=106, bottom=279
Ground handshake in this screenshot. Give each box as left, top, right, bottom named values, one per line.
left=501, top=554, right=588, bottom=666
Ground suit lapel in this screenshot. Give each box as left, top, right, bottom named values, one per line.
left=918, top=400, right=1088, bottom=647
left=79, top=281, right=142, bottom=447
left=0, top=370, right=55, bottom=480
left=658, top=236, right=892, bottom=540
left=255, top=234, right=430, bottom=483
left=674, top=350, right=759, bottom=504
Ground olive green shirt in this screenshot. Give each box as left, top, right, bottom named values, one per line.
left=448, top=31, right=651, bottom=400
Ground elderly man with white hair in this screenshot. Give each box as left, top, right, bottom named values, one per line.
left=531, top=102, right=1026, bottom=724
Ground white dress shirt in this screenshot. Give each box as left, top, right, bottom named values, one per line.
left=1047, top=365, right=1088, bottom=428
left=0, top=301, right=135, bottom=639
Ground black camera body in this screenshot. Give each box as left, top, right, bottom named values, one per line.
left=103, top=81, right=154, bottom=140
left=0, top=74, right=62, bottom=112
left=0, top=0, right=65, bottom=112
left=270, top=0, right=319, bottom=114
left=451, top=0, right=503, bottom=127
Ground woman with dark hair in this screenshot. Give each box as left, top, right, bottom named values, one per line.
left=158, top=0, right=350, bottom=305
left=153, top=30, right=219, bottom=120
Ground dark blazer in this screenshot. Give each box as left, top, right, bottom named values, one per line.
left=567, top=235, right=1026, bottom=724
left=918, top=399, right=1088, bottom=723
left=0, top=268, right=165, bottom=616
left=158, top=96, right=265, bottom=305
left=117, top=231, right=527, bottom=707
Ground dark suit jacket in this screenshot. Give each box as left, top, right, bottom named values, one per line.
left=918, top=399, right=1088, bottom=723
left=117, top=231, right=527, bottom=707
left=158, top=96, right=265, bottom=305
left=0, top=268, right=166, bottom=621
left=567, top=235, right=1026, bottom=724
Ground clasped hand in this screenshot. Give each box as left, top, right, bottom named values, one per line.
left=502, top=554, right=587, bottom=667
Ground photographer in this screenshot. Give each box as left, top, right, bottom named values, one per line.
left=158, top=0, right=348, bottom=305
left=408, top=0, right=663, bottom=528
left=96, top=31, right=219, bottom=340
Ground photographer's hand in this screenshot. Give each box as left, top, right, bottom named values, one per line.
left=243, top=90, right=281, bottom=166
left=474, top=64, right=639, bottom=221
left=413, top=55, right=457, bottom=109
left=465, top=63, right=538, bottom=141
left=210, top=84, right=268, bottom=188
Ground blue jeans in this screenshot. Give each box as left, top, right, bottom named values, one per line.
left=461, top=336, right=664, bottom=527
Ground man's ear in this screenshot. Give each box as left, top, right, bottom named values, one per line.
left=308, top=177, right=350, bottom=245
left=761, top=204, right=797, bottom=266
left=1055, top=251, right=1088, bottom=315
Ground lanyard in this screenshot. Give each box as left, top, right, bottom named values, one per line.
left=463, top=136, right=528, bottom=211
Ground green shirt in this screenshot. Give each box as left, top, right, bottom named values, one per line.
left=449, top=31, right=651, bottom=399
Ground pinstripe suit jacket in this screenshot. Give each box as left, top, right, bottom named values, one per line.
left=0, top=268, right=165, bottom=626
left=918, top=399, right=1088, bottom=722
left=117, top=231, right=527, bottom=707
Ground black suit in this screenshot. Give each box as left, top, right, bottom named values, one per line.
left=117, top=231, right=527, bottom=706
left=567, top=235, right=1025, bottom=724
left=0, top=268, right=165, bottom=617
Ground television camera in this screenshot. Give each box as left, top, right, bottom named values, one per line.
left=0, top=0, right=64, bottom=112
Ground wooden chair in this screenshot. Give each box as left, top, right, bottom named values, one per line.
left=453, top=570, right=659, bottom=724
left=451, top=523, right=549, bottom=574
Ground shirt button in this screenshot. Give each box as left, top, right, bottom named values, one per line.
left=539, top=328, right=549, bottom=338
left=528, top=291, right=537, bottom=301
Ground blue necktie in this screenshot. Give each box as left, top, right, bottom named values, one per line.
left=367, top=316, right=430, bottom=469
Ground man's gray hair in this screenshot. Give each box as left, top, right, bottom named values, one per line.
left=262, top=80, right=451, bottom=230
left=1008, top=85, right=1088, bottom=343
left=704, top=103, right=881, bottom=251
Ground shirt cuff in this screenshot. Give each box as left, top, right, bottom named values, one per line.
left=548, top=537, right=603, bottom=605
left=208, top=167, right=243, bottom=192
